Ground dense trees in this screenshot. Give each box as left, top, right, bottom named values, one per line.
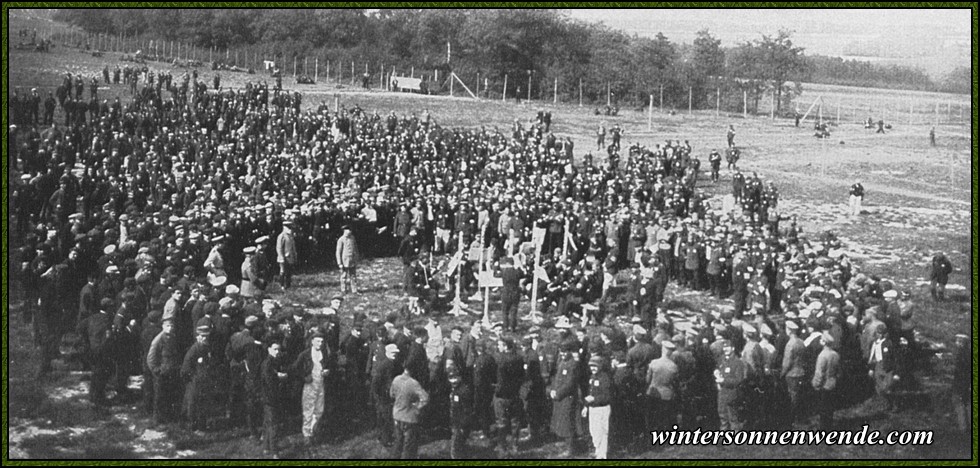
left=53, top=9, right=964, bottom=105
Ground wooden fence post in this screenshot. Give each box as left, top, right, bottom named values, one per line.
left=648, top=94, right=653, bottom=131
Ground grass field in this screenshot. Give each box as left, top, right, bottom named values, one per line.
left=5, top=13, right=975, bottom=461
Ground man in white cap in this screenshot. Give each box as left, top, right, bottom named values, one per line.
left=204, top=235, right=226, bottom=281
left=371, top=343, right=400, bottom=448
left=241, top=246, right=263, bottom=299
left=277, top=220, right=297, bottom=289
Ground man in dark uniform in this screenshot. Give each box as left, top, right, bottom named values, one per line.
left=732, top=170, right=745, bottom=205
left=226, top=315, right=263, bottom=428
left=609, top=350, right=640, bottom=453
left=181, top=323, right=225, bottom=433
left=709, top=150, right=722, bottom=183
left=43, top=92, right=56, bottom=125
left=77, top=298, right=116, bottom=406
left=585, top=355, right=613, bottom=459
left=726, top=125, right=736, bottom=147
left=472, top=340, right=498, bottom=438
left=520, top=333, right=550, bottom=444
left=147, top=317, right=182, bottom=425
left=550, top=339, right=582, bottom=458
left=398, top=228, right=423, bottom=293
left=627, top=325, right=658, bottom=383
left=714, top=339, right=747, bottom=430
left=500, top=257, right=522, bottom=332
left=371, top=344, right=400, bottom=447
left=261, top=340, right=289, bottom=458
left=448, top=369, right=473, bottom=459
left=340, top=321, right=370, bottom=415
left=492, top=337, right=525, bottom=455
left=929, top=252, right=953, bottom=301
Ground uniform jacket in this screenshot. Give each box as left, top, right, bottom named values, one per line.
left=449, top=382, right=474, bottom=427
left=716, top=354, right=747, bottom=400
left=261, top=355, right=289, bottom=407
left=781, top=336, right=806, bottom=378
left=646, top=356, right=679, bottom=400
left=586, top=370, right=613, bottom=407
left=77, top=310, right=113, bottom=355
left=812, top=347, right=841, bottom=391
left=495, top=351, right=525, bottom=400
left=628, top=340, right=658, bottom=381
left=276, top=229, right=297, bottom=264
left=291, top=345, right=336, bottom=384
left=240, top=256, right=262, bottom=298
left=371, top=356, right=398, bottom=405
left=147, top=330, right=180, bottom=376
left=336, top=233, right=359, bottom=267
left=390, top=373, right=429, bottom=424
left=741, top=340, right=765, bottom=378
left=550, top=356, right=582, bottom=438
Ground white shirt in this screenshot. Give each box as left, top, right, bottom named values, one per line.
left=869, top=338, right=885, bottom=365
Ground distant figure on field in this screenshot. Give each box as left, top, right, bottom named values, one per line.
left=929, top=127, right=936, bottom=147
left=848, top=181, right=864, bottom=217
left=929, top=252, right=953, bottom=302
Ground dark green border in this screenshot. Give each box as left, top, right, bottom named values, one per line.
left=2, top=2, right=977, bottom=466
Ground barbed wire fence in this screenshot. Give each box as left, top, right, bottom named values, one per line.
left=31, top=23, right=973, bottom=128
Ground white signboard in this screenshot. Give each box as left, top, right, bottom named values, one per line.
left=390, top=76, right=422, bottom=91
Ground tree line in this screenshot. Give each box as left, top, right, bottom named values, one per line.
left=53, top=9, right=969, bottom=107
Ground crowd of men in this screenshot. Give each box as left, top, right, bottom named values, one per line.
left=9, top=63, right=960, bottom=459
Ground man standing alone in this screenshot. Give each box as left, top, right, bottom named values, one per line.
left=848, top=181, right=865, bottom=217
left=929, top=252, right=953, bottom=302
left=277, top=220, right=297, bottom=290
left=336, top=225, right=359, bottom=294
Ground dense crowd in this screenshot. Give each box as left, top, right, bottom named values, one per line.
left=8, top=64, right=968, bottom=459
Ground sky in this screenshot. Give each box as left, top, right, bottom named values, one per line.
left=564, top=8, right=970, bottom=77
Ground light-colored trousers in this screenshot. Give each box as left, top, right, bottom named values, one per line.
left=588, top=405, right=611, bottom=459
left=302, top=380, right=325, bottom=439
left=849, top=195, right=863, bottom=216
